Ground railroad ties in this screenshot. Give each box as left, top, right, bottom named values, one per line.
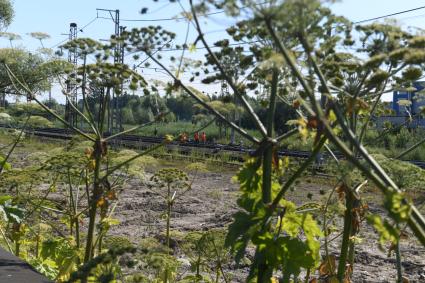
left=3, top=125, right=425, bottom=169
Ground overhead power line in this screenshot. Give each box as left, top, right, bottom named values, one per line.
left=49, top=17, right=99, bottom=49
left=353, top=5, right=425, bottom=24
left=50, top=4, right=425, bottom=52
left=126, top=40, right=261, bottom=57
left=79, top=17, right=98, bottom=32
left=120, top=11, right=222, bottom=22
left=118, top=1, right=271, bottom=22
left=120, top=3, right=425, bottom=25
left=144, top=2, right=172, bottom=15
left=50, top=38, right=68, bottom=49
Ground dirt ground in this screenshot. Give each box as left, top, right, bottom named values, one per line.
left=2, top=135, right=424, bottom=282
left=109, top=169, right=425, bottom=283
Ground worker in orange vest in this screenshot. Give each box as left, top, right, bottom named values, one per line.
left=201, top=132, right=206, bottom=143
left=194, top=132, right=199, bottom=143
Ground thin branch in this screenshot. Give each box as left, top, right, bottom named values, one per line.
left=189, top=0, right=268, bottom=138
left=145, top=52, right=260, bottom=144
left=266, top=18, right=425, bottom=245
left=270, top=136, right=327, bottom=210
left=63, top=89, right=97, bottom=134
left=81, top=54, right=99, bottom=135
left=358, top=79, right=392, bottom=144
left=324, top=144, right=340, bottom=164
left=104, top=143, right=166, bottom=180
left=395, top=135, right=425, bottom=159
left=4, top=64, right=95, bottom=142
left=104, top=115, right=165, bottom=142
left=33, top=96, right=95, bottom=141
left=102, top=117, right=218, bottom=181
left=364, top=117, right=413, bottom=147
left=265, top=20, right=320, bottom=115
left=275, top=128, right=298, bottom=142
left=0, top=116, right=29, bottom=175
left=58, top=72, right=99, bottom=136
left=298, top=32, right=332, bottom=98
left=0, top=225, right=13, bottom=253
left=330, top=102, right=425, bottom=244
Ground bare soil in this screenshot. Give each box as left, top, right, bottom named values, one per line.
left=2, top=135, right=424, bottom=282
left=110, top=170, right=425, bottom=283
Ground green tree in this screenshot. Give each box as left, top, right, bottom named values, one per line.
left=0, top=0, right=13, bottom=30
left=0, top=48, right=70, bottom=99
left=166, top=94, right=195, bottom=120
left=121, top=106, right=135, bottom=124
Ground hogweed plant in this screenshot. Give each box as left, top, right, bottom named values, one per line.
left=1, top=0, right=425, bottom=281
left=2, top=36, right=172, bottom=272
left=122, top=0, right=425, bottom=281
left=149, top=168, right=190, bottom=251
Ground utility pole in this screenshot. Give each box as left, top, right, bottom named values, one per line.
left=65, top=22, right=78, bottom=127
left=117, top=25, right=126, bottom=132
left=0, top=92, right=5, bottom=108
left=96, top=8, right=125, bottom=133
left=26, top=53, right=33, bottom=103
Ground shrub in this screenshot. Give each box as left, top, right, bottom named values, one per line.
left=27, top=115, right=53, bottom=128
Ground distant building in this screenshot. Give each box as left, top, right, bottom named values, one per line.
left=376, top=81, right=425, bottom=129
left=392, top=81, right=425, bottom=115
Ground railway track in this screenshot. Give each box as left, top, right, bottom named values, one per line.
left=3, top=126, right=425, bottom=169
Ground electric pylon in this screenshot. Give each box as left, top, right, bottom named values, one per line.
left=65, top=22, right=78, bottom=127
left=96, top=8, right=125, bottom=133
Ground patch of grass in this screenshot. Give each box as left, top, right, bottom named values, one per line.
left=206, top=187, right=223, bottom=201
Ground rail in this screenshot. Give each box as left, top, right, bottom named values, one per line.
left=2, top=125, right=425, bottom=169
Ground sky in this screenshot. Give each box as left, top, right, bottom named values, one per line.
left=3, top=0, right=425, bottom=103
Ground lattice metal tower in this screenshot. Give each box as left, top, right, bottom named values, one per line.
left=110, top=23, right=125, bottom=133
left=65, top=22, right=78, bottom=127
left=97, top=8, right=124, bottom=133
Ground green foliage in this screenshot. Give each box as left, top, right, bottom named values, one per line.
left=68, top=246, right=136, bottom=282
left=3, top=0, right=425, bottom=281
left=384, top=191, right=411, bottom=223
left=185, top=162, right=209, bottom=173
left=137, top=237, right=180, bottom=282
left=104, top=235, right=134, bottom=251
left=110, top=149, right=158, bottom=179
left=226, top=158, right=322, bottom=280
left=0, top=195, right=24, bottom=224
left=150, top=168, right=189, bottom=189
left=0, top=48, right=67, bottom=95
left=0, top=165, right=46, bottom=189
left=394, top=127, right=410, bottom=148
left=27, top=115, right=53, bottom=128
left=0, top=112, right=12, bottom=124
left=121, top=106, right=135, bottom=124
left=371, top=154, right=425, bottom=189
left=180, top=230, right=230, bottom=281
left=0, top=0, right=13, bottom=29
left=0, top=153, right=11, bottom=171
left=367, top=214, right=399, bottom=250
left=32, top=238, right=79, bottom=281
left=27, top=116, right=53, bottom=128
